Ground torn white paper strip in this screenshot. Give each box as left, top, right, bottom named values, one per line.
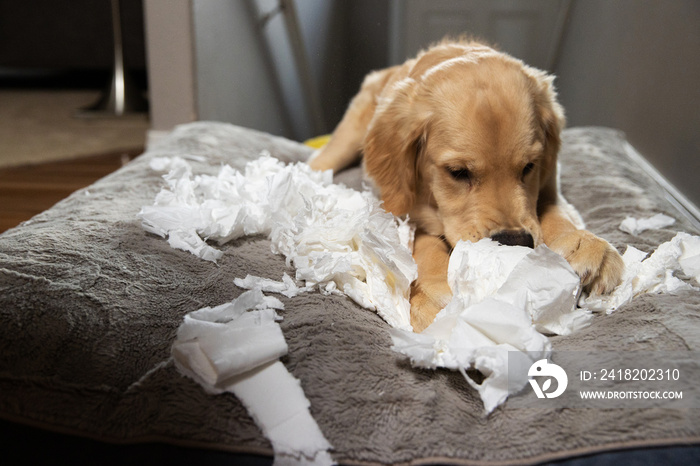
left=392, top=239, right=588, bottom=413
left=172, top=288, right=287, bottom=390
left=619, top=213, right=675, bottom=235
left=171, top=289, right=333, bottom=464
left=229, top=361, right=334, bottom=465
left=234, top=273, right=313, bottom=298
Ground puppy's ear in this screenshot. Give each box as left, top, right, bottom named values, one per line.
left=363, top=80, right=429, bottom=216
left=524, top=66, right=566, bottom=190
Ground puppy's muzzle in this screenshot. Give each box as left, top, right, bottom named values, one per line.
left=490, top=230, right=534, bottom=248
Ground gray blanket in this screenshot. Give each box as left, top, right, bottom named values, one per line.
left=1, top=122, right=699, bottom=464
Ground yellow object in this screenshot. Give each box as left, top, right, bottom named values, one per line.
left=303, top=134, right=331, bottom=149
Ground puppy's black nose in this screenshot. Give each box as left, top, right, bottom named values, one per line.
left=490, top=230, right=534, bottom=248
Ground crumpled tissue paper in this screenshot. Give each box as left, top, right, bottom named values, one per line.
left=391, top=238, right=588, bottom=413
left=172, top=289, right=333, bottom=465
left=584, top=232, right=700, bottom=313
left=619, top=213, right=676, bottom=235
left=234, top=272, right=313, bottom=298
left=140, top=154, right=416, bottom=331
left=172, top=288, right=287, bottom=388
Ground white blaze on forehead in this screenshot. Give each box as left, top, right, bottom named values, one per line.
left=421, top=46, right=502, bottom=80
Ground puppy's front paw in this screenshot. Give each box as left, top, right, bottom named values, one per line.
left=548, top=230, right=624, bottom=295
left=410, top=282, right=452, bottom=333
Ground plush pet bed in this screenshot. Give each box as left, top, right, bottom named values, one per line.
left=1, top=122, right=699, bottom=465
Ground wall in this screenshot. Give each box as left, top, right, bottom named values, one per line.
left=144, top=0, right=197, bottom=131
left=192, top=0, right=293, bottom=138
left=554, top=0, right=700, bottom=206
left=145, top=0, right=390, bottom=140
left=191, top=0, right=388, bottom=141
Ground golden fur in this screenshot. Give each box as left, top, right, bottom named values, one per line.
left=309, top=40, right=623, bottom=332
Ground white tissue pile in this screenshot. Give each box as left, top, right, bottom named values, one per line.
left=391, top=239, right=594, bottom=412
left=584, top=231, right=700, bottom=313
left=140, top=154, right=416, bottom=330
left=142, top=155, right=700, bottom=424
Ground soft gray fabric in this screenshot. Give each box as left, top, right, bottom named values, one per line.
left=1, top=122, right=699, bottom=464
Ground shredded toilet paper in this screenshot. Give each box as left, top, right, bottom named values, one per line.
left=620, top=213, right=676, bottom=235
left=391, top=239, right=588, bottom=413
left=172, top=289, right=333, bottom=465
left=144, top=155, right=700, bottom=420
left=172, top=289, right=287, bottom=388
left=584, top=232, right=700, bottom=313
left=140, top=154, right=416, bottom=331
left=234, top=273, right=313, bottom=298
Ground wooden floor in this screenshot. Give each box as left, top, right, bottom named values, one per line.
left=0, top=149, right=141, bottom=234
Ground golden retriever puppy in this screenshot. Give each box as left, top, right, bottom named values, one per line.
left=309, top=39, right=623, bottom=332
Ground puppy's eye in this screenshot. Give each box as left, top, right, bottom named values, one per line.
left=522, top=162, right=535, bottom=178
left=448, top=167, right=471, bottom=182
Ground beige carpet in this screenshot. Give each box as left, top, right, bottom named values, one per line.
left=0, top=89, right=149, bottom=168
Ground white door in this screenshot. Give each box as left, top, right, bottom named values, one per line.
left=390, top=0, right=571, bottom=71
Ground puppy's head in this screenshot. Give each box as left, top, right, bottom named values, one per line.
left=363, top=43, right=565, bottom=249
